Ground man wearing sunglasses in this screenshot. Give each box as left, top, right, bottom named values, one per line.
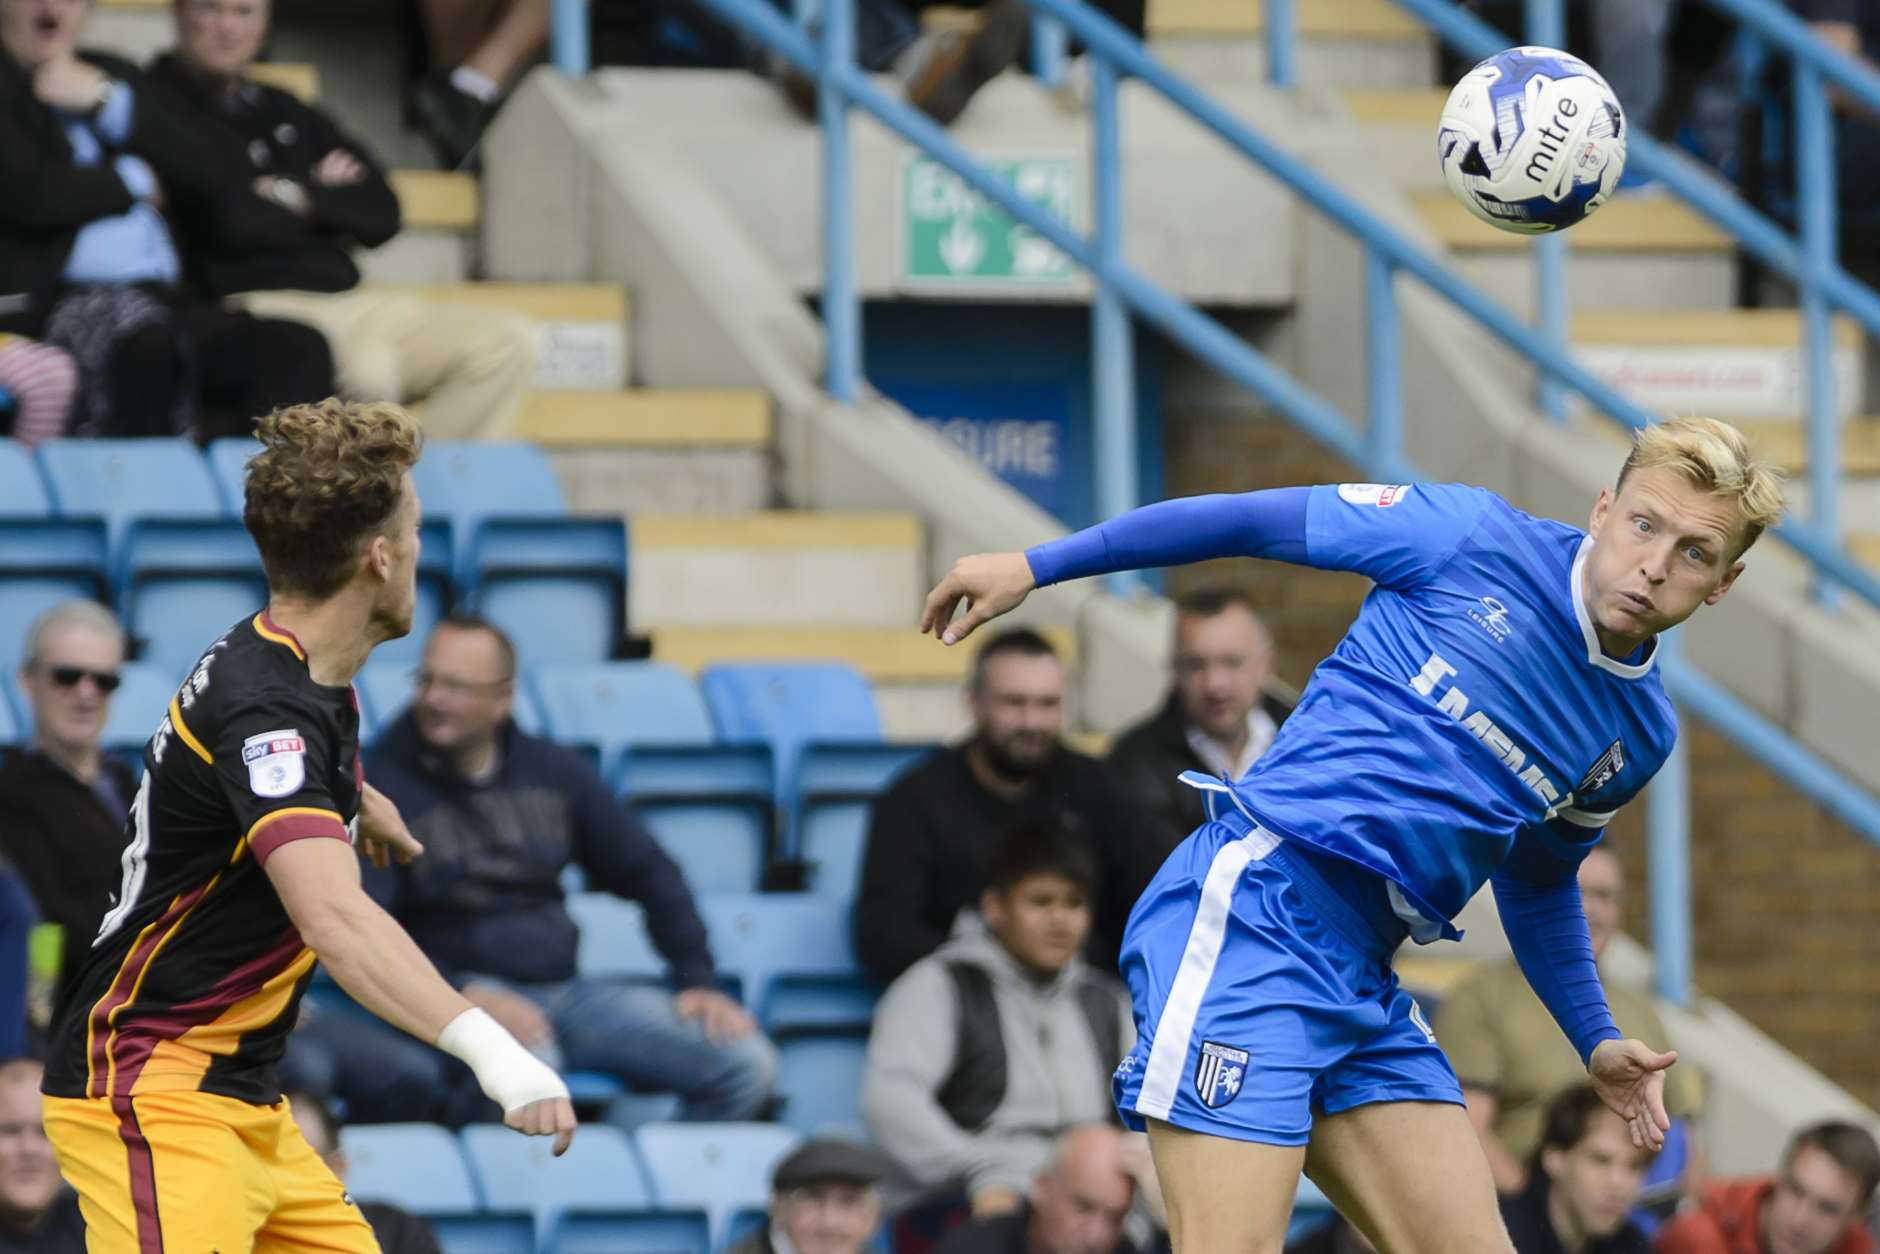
left=0, top=600, right=135, bottom=1018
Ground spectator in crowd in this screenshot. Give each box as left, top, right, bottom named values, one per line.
left=409, top=0, right=547, bottom=169
left=1500, top=1085, right=1654, bottom=1254
left=930, top=1124, right=1149, bottom=1254
left=144, top=0, right=537, bottom=442
left=1436, top=846, right=1704, bottom=1195
left=1106, top=587, right=1290, bottom=860
left=0, top=1059, right=82, bottom=1254
left=862, top=820, right=1132, bottom=1216
left=855, top=628, right=1142, bottom=984
left=0, top=0, right=332, bottom=438
left=283, top=1090, right=441, bottom=1254
left=1655, top=1122, right=1880, bottom=1254
left=900, top=0, right=1148, bottom=127
left=366, top=615, right=778, bottom=1120
left=0, top=337, right=76, bottom=444
left=1793, top=0, right=1880, bottom=226
left=726, top=1137, right=892, bottom=1254
left=0, top=603, right=135, bottom=1019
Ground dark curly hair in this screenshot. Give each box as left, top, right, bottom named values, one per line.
left=244, top=400, right=422, bottom=601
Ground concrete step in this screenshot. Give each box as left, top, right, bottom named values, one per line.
left=1341, top=87, right=1449, bottom=191
left=1149, top=0, right=1433, bottom=89
left=358, top=172, right=482, bottom=285
left=631, top=513, right=923, bottom=630
left=1569, top=310, right=1866, bottom=421
left=370, top=282, right=630, bottom=390
left=1854, top=534, right=1880, bottom=572
left=1414, top=191, right=1737, bottom=317
left=527, top=390, right=774, bottom=515
left=645, top=624, right=1078, bottom=741
left=1739, top=419, right=1880, bottom=478
left=248, top=62, right=320, bottom=102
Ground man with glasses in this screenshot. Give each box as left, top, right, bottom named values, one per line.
left=0, top=601, right=136, bottom=1018
left=360, top=614, right=778, bottom=1122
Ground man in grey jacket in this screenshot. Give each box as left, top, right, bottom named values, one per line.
left=861, top=819, right=1135, bottom=1217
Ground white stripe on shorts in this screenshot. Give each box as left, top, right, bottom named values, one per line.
left=1132, top=822, right=1280, bottom=1122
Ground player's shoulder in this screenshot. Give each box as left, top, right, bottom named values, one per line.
left=172, top=614, right=342, bottom=740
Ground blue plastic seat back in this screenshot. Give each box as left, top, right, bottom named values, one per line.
left=130, top=578, right=269, bottom=683
left=0, top=440, right=49, bottom=516
left=339, top=1123, right=479, bottom=1214
left=100, top=662, right=183, bottom=763
left=462, top=1123, right=652, bottom=1225
left=0, top=684, right=19, bottom=747
left=205, top=437, right=262, bottom=515
left=431, top=1215, right=536, bottom=1254
left=547, top=1209, right=711, bottom=1254
left=632, top=1123, right=800, bottom=1247
left=566, top=893, right=667, bottom=983
left=468, top=517, right=626, bottom=665
left=700, top=894, right=857, bottom=1014
left=529, top=662, right=713, bottom=769
left=699, top=666, right=880, bottom=818
left=614, top=745, right=776, bottom=896
left=0, top=577, right=108, bottom=675
left=412, top=442, right=564, bottom=543
left=38, top=440, right=221, bottom=542
left=774, top=1032, right=868, bottom=1137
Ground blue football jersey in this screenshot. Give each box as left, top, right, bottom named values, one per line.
left=1231, top=482, right=1678, bottom=941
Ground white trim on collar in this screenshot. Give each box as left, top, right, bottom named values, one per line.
left=1571, top=537, right=1657, bottom=680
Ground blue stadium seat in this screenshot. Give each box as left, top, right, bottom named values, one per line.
left=698, top=665, right=880, bottom=822
left=528, top=663, right=713, bottom=770
left=37, top=439, right=222, bottom=543
left=0, top=682, right=20, bottom=748
left=773, top=1032, right=868, bottom=1137
left=339, top=1123, right=479, bottom=1214
left=699, top=894, right=859, bottom=1015
left=205, top=437, right=261, bottom=514
left=566, top=894, right=666, bottom=984
left=355, top=660, right=545, bottom=745
left=0, top=520, right=109, bottom=672
left=546, top=1209, right=711, bottom=1254
left=794, top=742, right=936, bottom=898
left=431, top=1215, right=535, bottom=1254
left=464, top=517, right=626, bottom=666
left=117, top=520, right=267, bottom=680
left=461, top=1123, right=653, bottom=1226
left=412, top=442, right=565, bottom=534
left=722, top=1209, right=768, bottom=1250
left=614, top=746, right=774, bottom=896
left=0, top=439, right=49, bottom=515
left=633, top=1123, right=799, bottom=1247
left=100, top=662, right=181, bottom=766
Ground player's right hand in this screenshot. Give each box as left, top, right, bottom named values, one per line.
left=1587, top=1037, right=1677, bottom=1152
left=920, top=551, right=1036, bottom=645
left=505, top=1096, right=577, bottom=1157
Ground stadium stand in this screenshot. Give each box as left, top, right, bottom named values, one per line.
left=633, top=1122, right=800, bottom=1248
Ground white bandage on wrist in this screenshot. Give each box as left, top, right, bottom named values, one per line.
left=436, top=1007, right=569, bottom=1116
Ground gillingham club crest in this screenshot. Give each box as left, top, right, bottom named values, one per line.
left=1195, top=1041, right=1249, bottom=1109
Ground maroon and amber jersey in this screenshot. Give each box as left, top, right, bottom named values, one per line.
left=44, top=611, right=361, bottom=1105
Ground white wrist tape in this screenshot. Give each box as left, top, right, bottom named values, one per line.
left=437, top=1007, right=569, bottom=1115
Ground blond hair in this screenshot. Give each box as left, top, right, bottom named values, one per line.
left=245, top=400, right=423, bottom=600
left=1616, top=416, right=1786, bottom=556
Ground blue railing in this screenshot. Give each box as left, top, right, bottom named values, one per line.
left=1385, top=0, right=1880, bottom=612
left=544, top=0, right=1880, bottom=1003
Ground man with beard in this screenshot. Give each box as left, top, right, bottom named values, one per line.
left=854, top=629, right=1142, bottom=984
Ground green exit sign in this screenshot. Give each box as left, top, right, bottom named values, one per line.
left=900, top=154, right=1080, bottom=290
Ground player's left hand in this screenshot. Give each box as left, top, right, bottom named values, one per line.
left=358, top=781, right=424, bottom=869
left=1588, top=1037, right=1678, bottom=1152
left=674, top=987, right=756, bottom=1043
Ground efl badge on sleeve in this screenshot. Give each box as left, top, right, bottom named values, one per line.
left=243, top=730, right=306, bottom=798
left=1195, top=1041, right=1249, bottom=1109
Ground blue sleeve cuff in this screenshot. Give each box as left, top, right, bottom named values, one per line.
left=114, top=154, right=156, bottom=201
left=94, top=80, right=133, bottom=145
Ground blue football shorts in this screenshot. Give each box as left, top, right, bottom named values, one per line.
left=1112, top=780, right=1463, bottom=1147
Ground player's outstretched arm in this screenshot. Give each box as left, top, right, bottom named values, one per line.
left=921, top=487, right=1312, bottom=645
left=264, top=837, right=577, bottom=1155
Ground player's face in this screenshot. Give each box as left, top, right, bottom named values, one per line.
left=1765, top=1145, right=1868, bottom=1254
left=413, top=626, right=514, bottom=753
left=1029, top=1151, right=1134, bottom=1254
left=20, top=623, right=121, bottom=755
left=1584, top=467, right=1747, bottom=649
left=175, top=0, right=268, bottom=78
left=0, top=0, right=86, bottom=70
left=981, top=872, right=1090, bottom=978
left=1577, top=848, right=1622, bottom=961
left=371, top=477, right=421, bottom=641
left=1541, top=1109, right=1651, bottom=1241
left=771, top=1181, right=880, bottom=1254
left=968, top=653, right=1064, bottom=776
left=0, top=1068, right=62, bottom=1222
left=1173, top=605, right=1272, bottom=743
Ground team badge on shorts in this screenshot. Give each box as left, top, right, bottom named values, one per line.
left=1195, top=1041, right=1249, bottom=1109
left=243, top=729, right=306, bottom=798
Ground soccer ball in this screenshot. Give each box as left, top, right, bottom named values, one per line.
left=1437, top=46, right=1627, bottom=234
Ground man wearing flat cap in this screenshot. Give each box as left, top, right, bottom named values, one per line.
left=728, top=1138, right=891, bottom=1254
